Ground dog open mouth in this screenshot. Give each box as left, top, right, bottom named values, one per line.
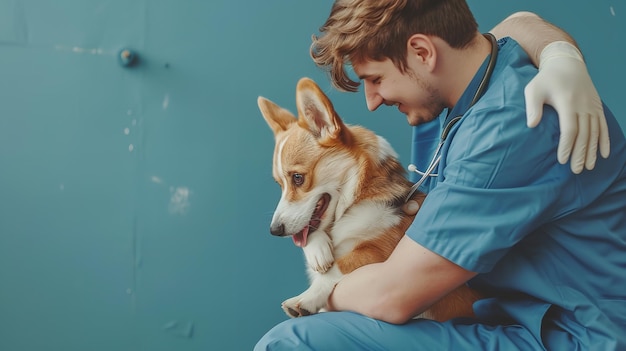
left=292, top=193, right=330, bottom=247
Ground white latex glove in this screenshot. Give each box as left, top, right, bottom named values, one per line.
left=524, top=41, right=610, bottom=174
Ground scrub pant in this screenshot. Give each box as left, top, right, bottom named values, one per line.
left=254, top=311, right=574, bottom=351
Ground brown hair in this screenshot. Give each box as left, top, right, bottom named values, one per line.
left=311, top=0, right=478, bottom=92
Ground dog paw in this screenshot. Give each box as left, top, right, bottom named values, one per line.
left=281, top=296, right=316, bottom=318
left=303, top=231, right=334, bottom=273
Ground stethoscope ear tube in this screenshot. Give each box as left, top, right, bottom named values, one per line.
left=470, top=33, right=498, bottom=108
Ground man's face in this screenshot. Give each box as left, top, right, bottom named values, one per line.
left=352, top=58, right=445, bottom=126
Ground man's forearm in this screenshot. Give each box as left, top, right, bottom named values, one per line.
left=327, top=236, right=476, bottom=324
left=327, top=261, right=416, bottom=324
left=489, top=11, right=580, bottom=67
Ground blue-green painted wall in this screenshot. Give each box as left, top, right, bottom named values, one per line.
left=0, top=1, right=623, bottom=350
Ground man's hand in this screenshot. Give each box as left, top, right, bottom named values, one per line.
left=525, top=41, right=610, bottom=174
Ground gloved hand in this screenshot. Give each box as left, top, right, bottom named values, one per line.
left=524, top=41, right=610, bottom=174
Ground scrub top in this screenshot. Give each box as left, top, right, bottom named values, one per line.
left=407, top=37, right=626, bottom=349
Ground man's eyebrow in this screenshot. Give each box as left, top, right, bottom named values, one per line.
left=357, top=73, right=374, bottom=80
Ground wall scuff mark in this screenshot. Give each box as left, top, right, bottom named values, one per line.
left=162, top=320, right=195, bottom=339
left=53, top=45, right=109, bottom=55
left=0, top=0, right=28, bottom=44
left=162, top=93, right=170, bottom=110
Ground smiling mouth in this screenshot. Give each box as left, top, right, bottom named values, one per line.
left=383, top=100, right=399, bottom=107
left=396, top=103, right=405, bottom=114
left=292, top=193, right=330, bottom=247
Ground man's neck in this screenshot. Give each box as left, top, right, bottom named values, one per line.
left=435, top=33, right=493, bottom=108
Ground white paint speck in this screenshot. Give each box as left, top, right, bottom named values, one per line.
left=151, top=176, right=163, bottom=184
left=169, top=186, right=191, bottom=215
left=162, top=93, right=170, bottom=110
left=126, top=288, right=132, bottom=294
left=59, top=184, right=64, bottom=190
left=127, top=109, right=133, bottom=116
left=124, top=127, right=130, bottom=135
left=54, top=45, right=107, bottom=55
left=610, top=6, right=615, bottom=16
left=132, top=119, right=137, bottom=126
left=129, top=144, right=134, bottom=152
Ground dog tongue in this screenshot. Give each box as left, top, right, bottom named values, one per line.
left=293, top=225, right=309, bottom=247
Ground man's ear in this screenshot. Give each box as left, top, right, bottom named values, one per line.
left=406, top=34, right=437, bottom=72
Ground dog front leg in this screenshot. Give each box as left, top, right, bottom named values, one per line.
left=281, top=265, right=342, bottom=318
left=302, top=230, right=334, bottom=273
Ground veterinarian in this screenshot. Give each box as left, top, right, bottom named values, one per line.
left=255, top=1, right=626, bottom=350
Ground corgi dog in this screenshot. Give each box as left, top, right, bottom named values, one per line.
left=258, top=77, right=481, bottom=321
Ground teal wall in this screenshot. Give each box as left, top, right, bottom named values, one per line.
left=0, top=1, right=623, bottom=350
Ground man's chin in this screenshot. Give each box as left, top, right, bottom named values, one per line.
left=406, top=114, right=426, bottom=126
left=406, top=110, right=444, bottom=126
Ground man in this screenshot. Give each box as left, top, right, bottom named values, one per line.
left=256, top=2, right=625, bottom=350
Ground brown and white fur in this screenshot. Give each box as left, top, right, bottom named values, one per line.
left=258, top=77, right=481, bottom=321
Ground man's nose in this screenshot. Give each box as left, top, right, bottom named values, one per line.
left=364, top=81, right=383, bottom=111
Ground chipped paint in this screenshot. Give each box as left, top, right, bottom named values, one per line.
left=169, top=186, right=191, bottom=215
left=610, top=6, right=616, bottom=16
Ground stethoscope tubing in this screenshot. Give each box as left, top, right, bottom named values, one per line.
left=405, top=33, right=498, bottom=203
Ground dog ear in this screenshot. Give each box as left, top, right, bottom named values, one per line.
left=257, top=96, right=297, bottom=135
left=295, top=77, right=348, bottom=145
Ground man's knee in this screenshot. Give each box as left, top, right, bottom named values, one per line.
left=254, top=318, right=313, bottom=351
left=255, top=312, right=371, bottom=350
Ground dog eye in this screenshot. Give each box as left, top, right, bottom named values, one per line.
left=292, top=173, right=304, bottom=186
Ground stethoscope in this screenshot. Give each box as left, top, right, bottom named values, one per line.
left=405, top=33, right=498, bottom=202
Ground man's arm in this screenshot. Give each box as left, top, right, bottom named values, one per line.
left=490, top=11, right=576, bottom=67
left=490, top=11, right=610, bottom=174
left=327, top=236, right=477, bottom=324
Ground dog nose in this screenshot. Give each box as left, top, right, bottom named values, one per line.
left=270, top=223, right=285, bottom=236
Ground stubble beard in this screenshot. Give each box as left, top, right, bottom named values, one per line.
left=406, top=70, right=447, bottom=126
left=407, top=79, right=446, bottom=126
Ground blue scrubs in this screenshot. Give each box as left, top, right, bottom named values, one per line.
left=255, top=38, right=626, bottom=350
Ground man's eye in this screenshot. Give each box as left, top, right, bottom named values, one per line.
left=292, top=173, right=304, bottom=186
left=372, top=77, right=381, bottom=84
